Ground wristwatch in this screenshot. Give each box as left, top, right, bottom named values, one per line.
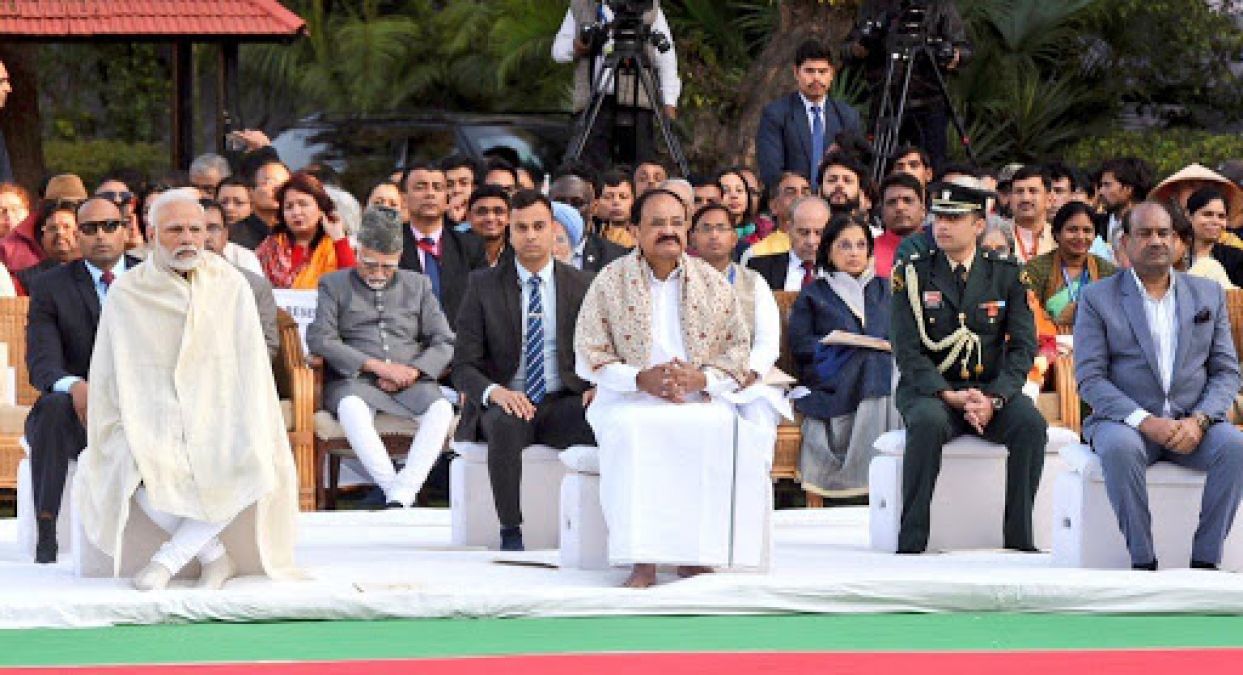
left=990, top=395, right=1005, bottom=410
left=1193, top=412, right=1212, bottom=432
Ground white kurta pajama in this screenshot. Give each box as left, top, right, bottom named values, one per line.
left=74, top=254, right=300, bottom=579
left=575, top=253, right=771, bottom=569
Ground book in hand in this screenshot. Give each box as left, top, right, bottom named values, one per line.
left=819, top=330, right=892, bottom=352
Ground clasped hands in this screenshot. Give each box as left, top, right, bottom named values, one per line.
left=364, top=359, right=421, bottom=393
left=1139, top=415, right=1204, bottom=455
left=636, top=359, right=707, bottom=404
left=939, top=388, right=995, bottom=434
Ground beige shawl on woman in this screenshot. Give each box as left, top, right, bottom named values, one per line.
left=575, top=250, right=751, bottom=383
left=74, top=254, right=299, bottom=578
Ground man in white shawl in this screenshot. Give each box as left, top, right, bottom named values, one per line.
left=75, top=187, right=299, bottom=591
left=575, top=188, right=770, bottom=588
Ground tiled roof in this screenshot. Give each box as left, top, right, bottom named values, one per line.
left=0, top=1, right=305, bottom=40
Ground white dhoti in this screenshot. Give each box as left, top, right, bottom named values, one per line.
left=589, top=387, right=772, bottom=568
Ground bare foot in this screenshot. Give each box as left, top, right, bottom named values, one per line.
left=622, top=563, right=658, bottom=589
left=676, top=565, right=714, bottom=579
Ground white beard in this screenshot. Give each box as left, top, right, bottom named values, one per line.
left=154, top=244, right=204, bottom=272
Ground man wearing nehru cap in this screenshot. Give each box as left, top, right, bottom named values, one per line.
left=890, top=179, right=1047, bottom=554
left=74, top=187, right=299, bottom=590
left=307, top=206, right=456, bottom=509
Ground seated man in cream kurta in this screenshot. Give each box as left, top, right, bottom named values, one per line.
left=75, top=188, right=299, bottom=591
left=575, top=188, right=769, bottom=589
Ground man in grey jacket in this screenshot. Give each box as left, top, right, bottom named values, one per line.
left=307, top=206, right=456, bottom=508
left=1075, top=201, right=1243, bottom=570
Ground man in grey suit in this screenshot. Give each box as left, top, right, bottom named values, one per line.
left=307, top=206, right=457, bottom=508
left=1075, top=201, right=1243, bottom=570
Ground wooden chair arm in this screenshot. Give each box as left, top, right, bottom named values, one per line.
left=308, top=355, right=324, bottom=412
left=1053, top=352, right=1081, bottom=434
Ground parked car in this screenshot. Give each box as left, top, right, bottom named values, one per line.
left=270, top=112, right=573, bottom=197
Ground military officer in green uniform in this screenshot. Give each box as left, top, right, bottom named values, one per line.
left=890, top=178, right=1047, bottom=554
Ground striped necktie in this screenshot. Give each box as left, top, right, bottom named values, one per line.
left=524, top=275, right=546, bottom=404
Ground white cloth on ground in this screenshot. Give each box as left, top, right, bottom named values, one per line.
left=134, top=487, right=229, bottom=573
left=336, top=395, right=454, bottom=507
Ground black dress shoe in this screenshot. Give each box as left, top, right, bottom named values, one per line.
left=1132, top=559, right=1158, bottom=571
left=35, top=519, right=57, bottom=564
left=500, top=526, right=524, bottom=552
left=384, top=501, right=404, bottom=510
left=1191, top=560, right=1219, bottom=570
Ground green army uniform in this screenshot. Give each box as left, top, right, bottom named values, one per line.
left=889, top=185, right=1047, bottom=554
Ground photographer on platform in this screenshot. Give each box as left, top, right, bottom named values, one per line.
left=846, top=0, right=971, bottom=170
left=552, top=0, right=681, bottom=170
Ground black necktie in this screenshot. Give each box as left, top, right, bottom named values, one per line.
left=955, top=264, right=967, bottom=294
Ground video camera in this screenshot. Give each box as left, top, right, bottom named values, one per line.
left=857, top=0, right=956, bottom=68
left=579, top=0, right=671, bottom=57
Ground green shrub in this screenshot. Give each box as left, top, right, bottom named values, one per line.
left=43, top=139, right=167, bottom=187
left=1064, top=129, right=1243, bottom=178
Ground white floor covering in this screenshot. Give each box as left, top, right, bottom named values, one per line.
left=2, top=506, right=1243, bottom=629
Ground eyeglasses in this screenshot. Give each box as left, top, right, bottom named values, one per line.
left=359, top=258, right=400, bottom=272
left=833, top=240, right=870, bottom=253
left=97, top=190, right=134, bottom=205
left=471, top=206, right=508, bottom=218
left=78, top=220, right=125, bottom=235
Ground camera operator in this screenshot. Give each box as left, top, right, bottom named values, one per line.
left=552, top=0, right=681, bottom=171
left=846, top=0, right=971, bottom=170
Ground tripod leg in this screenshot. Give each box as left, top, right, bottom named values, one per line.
left=870, top=53, right=903, bottom=181
left=925, top=53, right=975, bottom=165
left=564, top=54, right=619, bottom=167
left=633, top=52, right=689, bottom=176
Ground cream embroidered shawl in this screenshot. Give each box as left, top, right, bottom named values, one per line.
left=75, top=254, right=299, bottom=578
left=575, top=250, right=751, bottom=383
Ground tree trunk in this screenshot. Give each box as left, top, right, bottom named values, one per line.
left=0, top=43, right=45, bottom=193
left=682, top=0, right=858, bottom=173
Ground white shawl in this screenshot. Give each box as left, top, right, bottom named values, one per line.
left=74, top=253, right=299, bottom=578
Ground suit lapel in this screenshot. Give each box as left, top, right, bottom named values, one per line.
left=790, top=93, right=812, bottom=170
left=958, top=250, right=989, bottom=317
left=582, top=235, right=601, bottom=272
left=400, top=226, right=424, bottom=273
left=1171, top=273, right=1196, bottom=378
left=71, top=261, right=101, bottom=324
left=553, top=262, right=576, bottom=348
left=928, top=252, right=962, bottom=310
left=499, top=259, right=522, bottom=344
left=1118, top=272, right=1163, bottom=386
left=778, top=252, right=793, bottom=289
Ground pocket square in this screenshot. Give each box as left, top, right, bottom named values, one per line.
left=1194, top=308, right=1212, bottom=323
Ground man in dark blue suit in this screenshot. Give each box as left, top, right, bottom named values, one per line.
left=25, top=197, right=140, bottom=563
left=756, top=40, right=862, bottom=189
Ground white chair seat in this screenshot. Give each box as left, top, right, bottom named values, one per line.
left=448, top=440, right=565, bottom=550
left=313, top=410, right=418, bottom=444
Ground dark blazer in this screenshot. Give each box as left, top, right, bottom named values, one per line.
left=452, top=258, right=592, bottom=441
left=399, top=217, right=486, bottom=330
left=228, top=214, right=270, bottom=251
left=756, top=91, right=861, bottom=187
left=747, top=251, right=796, bottom=292
left=581, top=232, right=627, bottom=275
left=26, top=256, right=141, bottom=392
left=788, top=276, right=893, bottom=420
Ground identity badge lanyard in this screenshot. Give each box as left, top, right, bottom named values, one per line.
left=1061, top=265, right=1089, bottom=303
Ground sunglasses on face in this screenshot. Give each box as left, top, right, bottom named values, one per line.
left=97, top=190, right=134, bottom=205
left=78, top=220, right=125, bottom=235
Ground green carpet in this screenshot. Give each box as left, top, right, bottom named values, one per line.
left=3, top=613, right=1243, bottom=667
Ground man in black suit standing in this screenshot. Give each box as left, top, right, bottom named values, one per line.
left=399, top=161, right=486, bottom=329
left=756, top=40, right=862, bottom=189
left=747, top=196, right=831, bottom=293
left=452, top=190, right=596, bottom=552
left=549, top=173, right=626, bottom=275
left=26, top=196, right=140, bottom=563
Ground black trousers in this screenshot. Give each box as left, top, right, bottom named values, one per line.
left=480, top=391, right=596, bottom=528
left=577, top=96, right=655, bottom=173
left=25, top=392, right=87, bottom=518
left=898, top=394, right=1047, bottom=553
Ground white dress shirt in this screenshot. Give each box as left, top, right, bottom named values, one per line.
left=551, top=6, right=682, bottom=107
left=1125, top=270, right=1177, bottom=428
left=54, top=258, right=129, bottom=394
left=482, top=260, right=559, bottom=406
left=784, top=252, right=813, bottom=292
left=799, top=92, right=827, bottom=138
left=410, top=225, right=443, bottom=271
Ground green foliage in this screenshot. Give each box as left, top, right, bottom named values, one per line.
left=43, top=139, right=167, bottom=187
left=1064, top=129, right=1243, bottom=179
left=38, top=43, right=169, bottom=143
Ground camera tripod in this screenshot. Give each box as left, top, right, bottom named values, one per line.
left=564, top=39, right=689, bottom=176
left=869, top=41, right=975, bottom=181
